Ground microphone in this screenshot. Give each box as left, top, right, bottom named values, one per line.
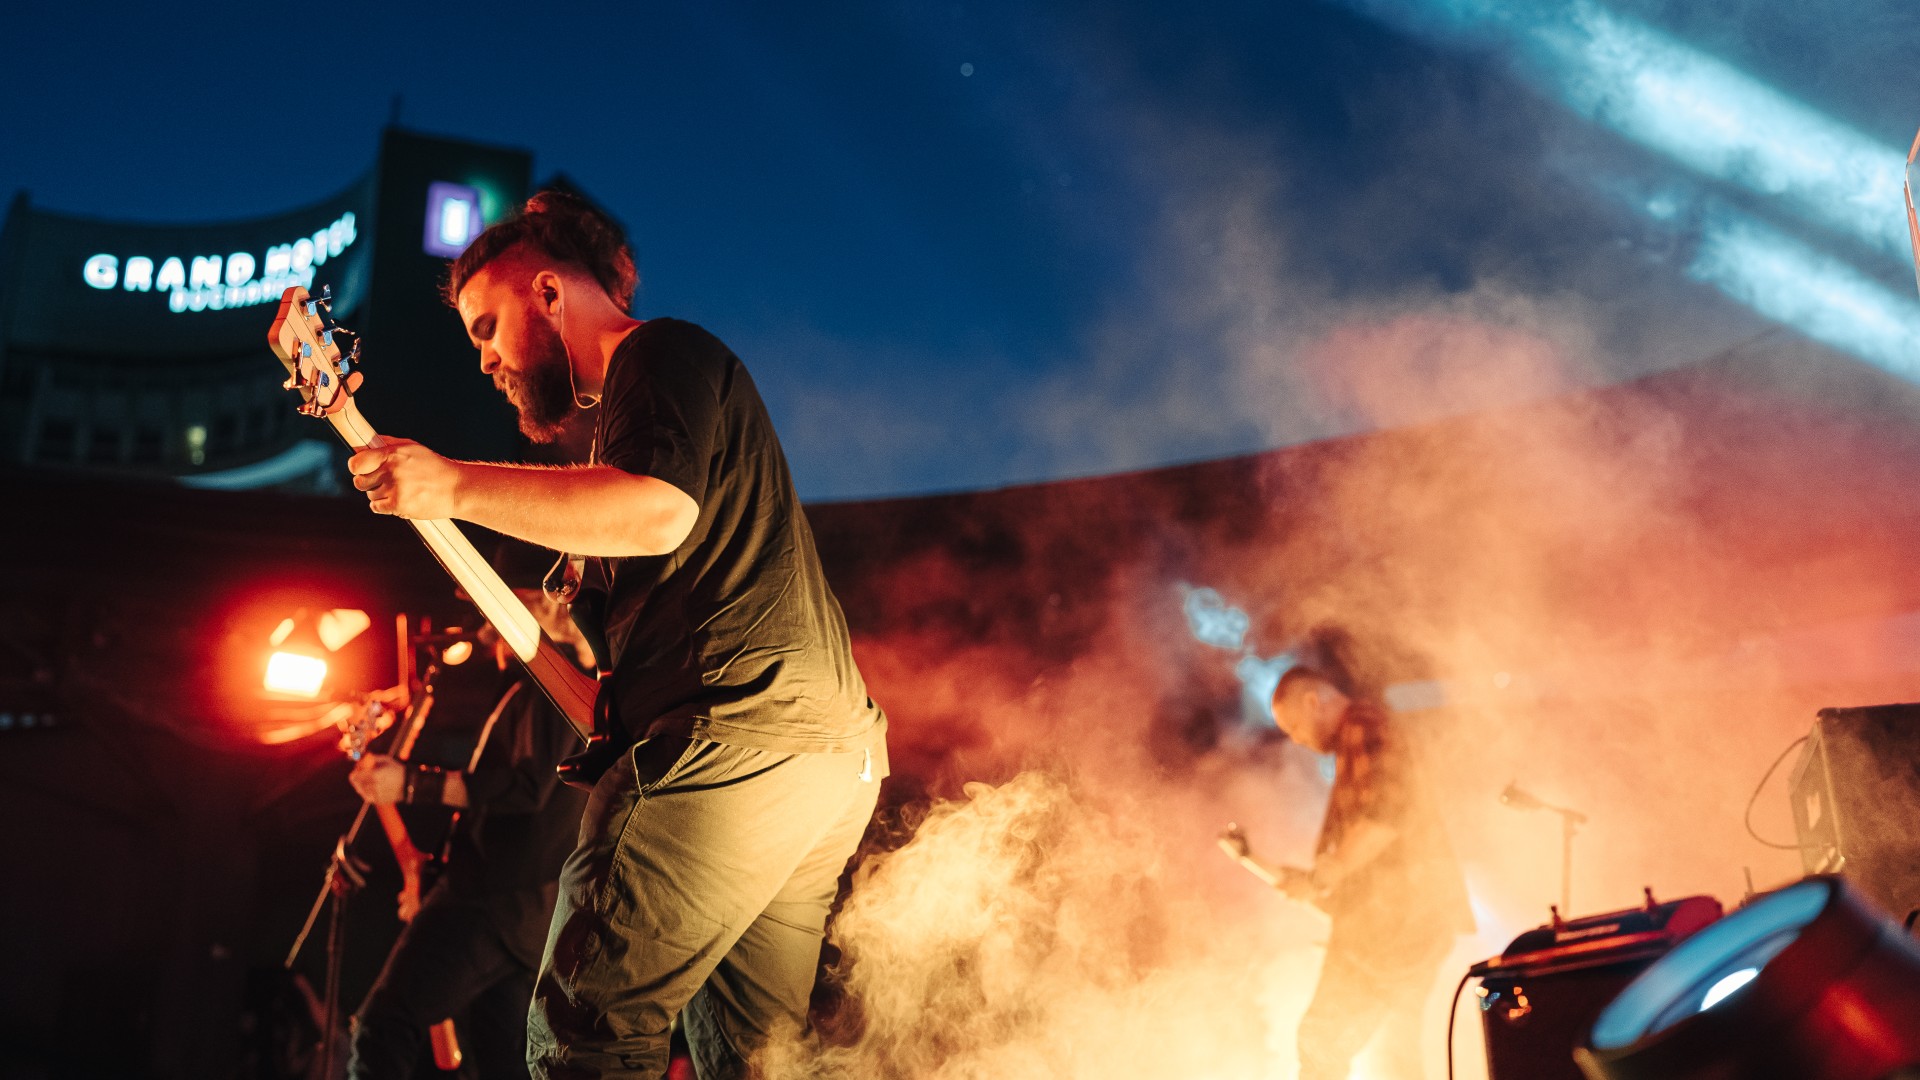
left=1500, top=782, right=1544, bottom=811
left=1501, top=782, right=1588, bottom=824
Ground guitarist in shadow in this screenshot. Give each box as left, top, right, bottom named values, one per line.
left=345, top=566, right=592, bottom=1080
left=1245, top=626, right=1473, bottom=1080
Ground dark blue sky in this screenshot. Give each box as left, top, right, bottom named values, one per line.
left=9, top=0, right=1920, bottom=497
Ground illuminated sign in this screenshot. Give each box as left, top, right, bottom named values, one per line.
left=423, top=182, right=484, bottom=257
left=81, top=211, right=358, bottom=315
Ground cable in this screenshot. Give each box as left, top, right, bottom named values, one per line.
left=557, top=293, right=600, bottom=411
left=1743, top=734, right=1811, bottom=850
left=1446, top=966, right=1473, bottom=1080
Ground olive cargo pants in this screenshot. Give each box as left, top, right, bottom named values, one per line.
left=528, top=736, right=881, bottom=1079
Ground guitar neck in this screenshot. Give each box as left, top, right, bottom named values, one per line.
left=374, top=802, right=425, bottom=870
left=325, top=400, right=597, bottom=743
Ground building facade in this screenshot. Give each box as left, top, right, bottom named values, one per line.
left=0, top=128, right=534, bottom=490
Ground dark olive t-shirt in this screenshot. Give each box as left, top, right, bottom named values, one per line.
left=582, top=318, right=886, bottom=755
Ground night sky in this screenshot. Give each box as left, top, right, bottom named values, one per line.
left=9, top=0, right=1920, bottom=498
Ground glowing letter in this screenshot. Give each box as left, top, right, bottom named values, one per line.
left=225, top=251, right=256, bottom=286
left=189, top=255, right=222, bottom=290
left=156, top=257, right=186, bottom=291
left=291, top=239, right=314, bottom=271
left=83, top=254, right=117, bottom=289
left=123, top=256, right=153, bottom=292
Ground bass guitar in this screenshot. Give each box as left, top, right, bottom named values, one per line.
left=267, top=285, right=598, bottom=745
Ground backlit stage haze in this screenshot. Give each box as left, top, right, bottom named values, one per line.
left=9, top=325, right=1920, bottom=1077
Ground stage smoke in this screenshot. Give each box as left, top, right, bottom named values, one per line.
left=758, top=770, right=1333, bottom=1079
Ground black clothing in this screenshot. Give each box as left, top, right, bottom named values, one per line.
left=1315, top=700, right=1474, bottom=956
left=1300, top=695, right=1470, bottom=1079
left=583, top=319, right=885, bottom=754
left=348, top=678, right=587, bottom=1079
left=1298, top=923, right=1448, bottom=1080
left=438, top=681, right=588, bottom=968
left=349, top=897, right=538, bottom=1080
left=531, top=320, right=888, bottom=1078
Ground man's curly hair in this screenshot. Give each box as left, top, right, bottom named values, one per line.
left=442, top=189, right=637, bottom=313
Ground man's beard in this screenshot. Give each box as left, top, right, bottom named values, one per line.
left=500, top=316, right=576, bottom=443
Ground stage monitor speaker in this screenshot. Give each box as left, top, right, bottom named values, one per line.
left=1789, top=704, right=1920, bottom=919
left=1472, top=894, right=1721, bottom=1080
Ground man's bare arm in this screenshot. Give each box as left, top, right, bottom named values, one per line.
left=348, top=440, right=698, bottom=557
left=451, top=462, right=698, bottom=557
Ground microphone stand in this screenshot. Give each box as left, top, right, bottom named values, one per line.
left=1501, top=782, right=1588, bottom=917
left=284, top=673, right=442, bottom=1079
left=283, top=717, right=381, bottom=1080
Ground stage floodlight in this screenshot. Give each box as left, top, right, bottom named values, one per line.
left=263, top=651, right=328, bottom=698
left=262, top=607, right=364, bottom=699
left=316, top=608, right=370, bottom=653
left=1575, top=875, right=1920, bottom=1079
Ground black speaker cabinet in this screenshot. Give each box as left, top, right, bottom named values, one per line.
left=1473, top=895, right=1721, bottom=1080
left=1481, top=961, right=1650, bottom=1080
left=1790, top=704, right=1920, bottom=919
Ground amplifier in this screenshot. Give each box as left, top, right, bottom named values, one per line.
left=1790, top=704, right=1920, bottom=919
left=1471, top=893, right=1722, bottom=1080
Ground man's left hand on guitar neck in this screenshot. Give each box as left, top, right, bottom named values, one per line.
left=347, top=437, right=463, bottom=520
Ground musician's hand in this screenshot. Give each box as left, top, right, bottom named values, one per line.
left=396, top=890, right=420, bottom=923
left=519, top=588, right=597, bottom=670
left=1278, top=865, right=1318, bottom=903
left=350, top=754, right=406, bottom=804
left=348, top=437, right=463, bottom=520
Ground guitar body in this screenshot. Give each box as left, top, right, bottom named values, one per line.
left=554, top=732, right=630, bottom=791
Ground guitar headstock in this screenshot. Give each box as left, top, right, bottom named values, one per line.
left=1216, top=822, right=1252, bottom=860
left=338, top=698, right=393, bottom=761
left=268, top=285, right=364, bottom=417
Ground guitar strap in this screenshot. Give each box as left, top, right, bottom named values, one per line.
left=548, top=415, right=629, bottom=789
left=465, top=680, right=526, bottom=773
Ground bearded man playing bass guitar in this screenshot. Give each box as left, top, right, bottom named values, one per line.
left=345, top=191, right=887, bottom=1080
